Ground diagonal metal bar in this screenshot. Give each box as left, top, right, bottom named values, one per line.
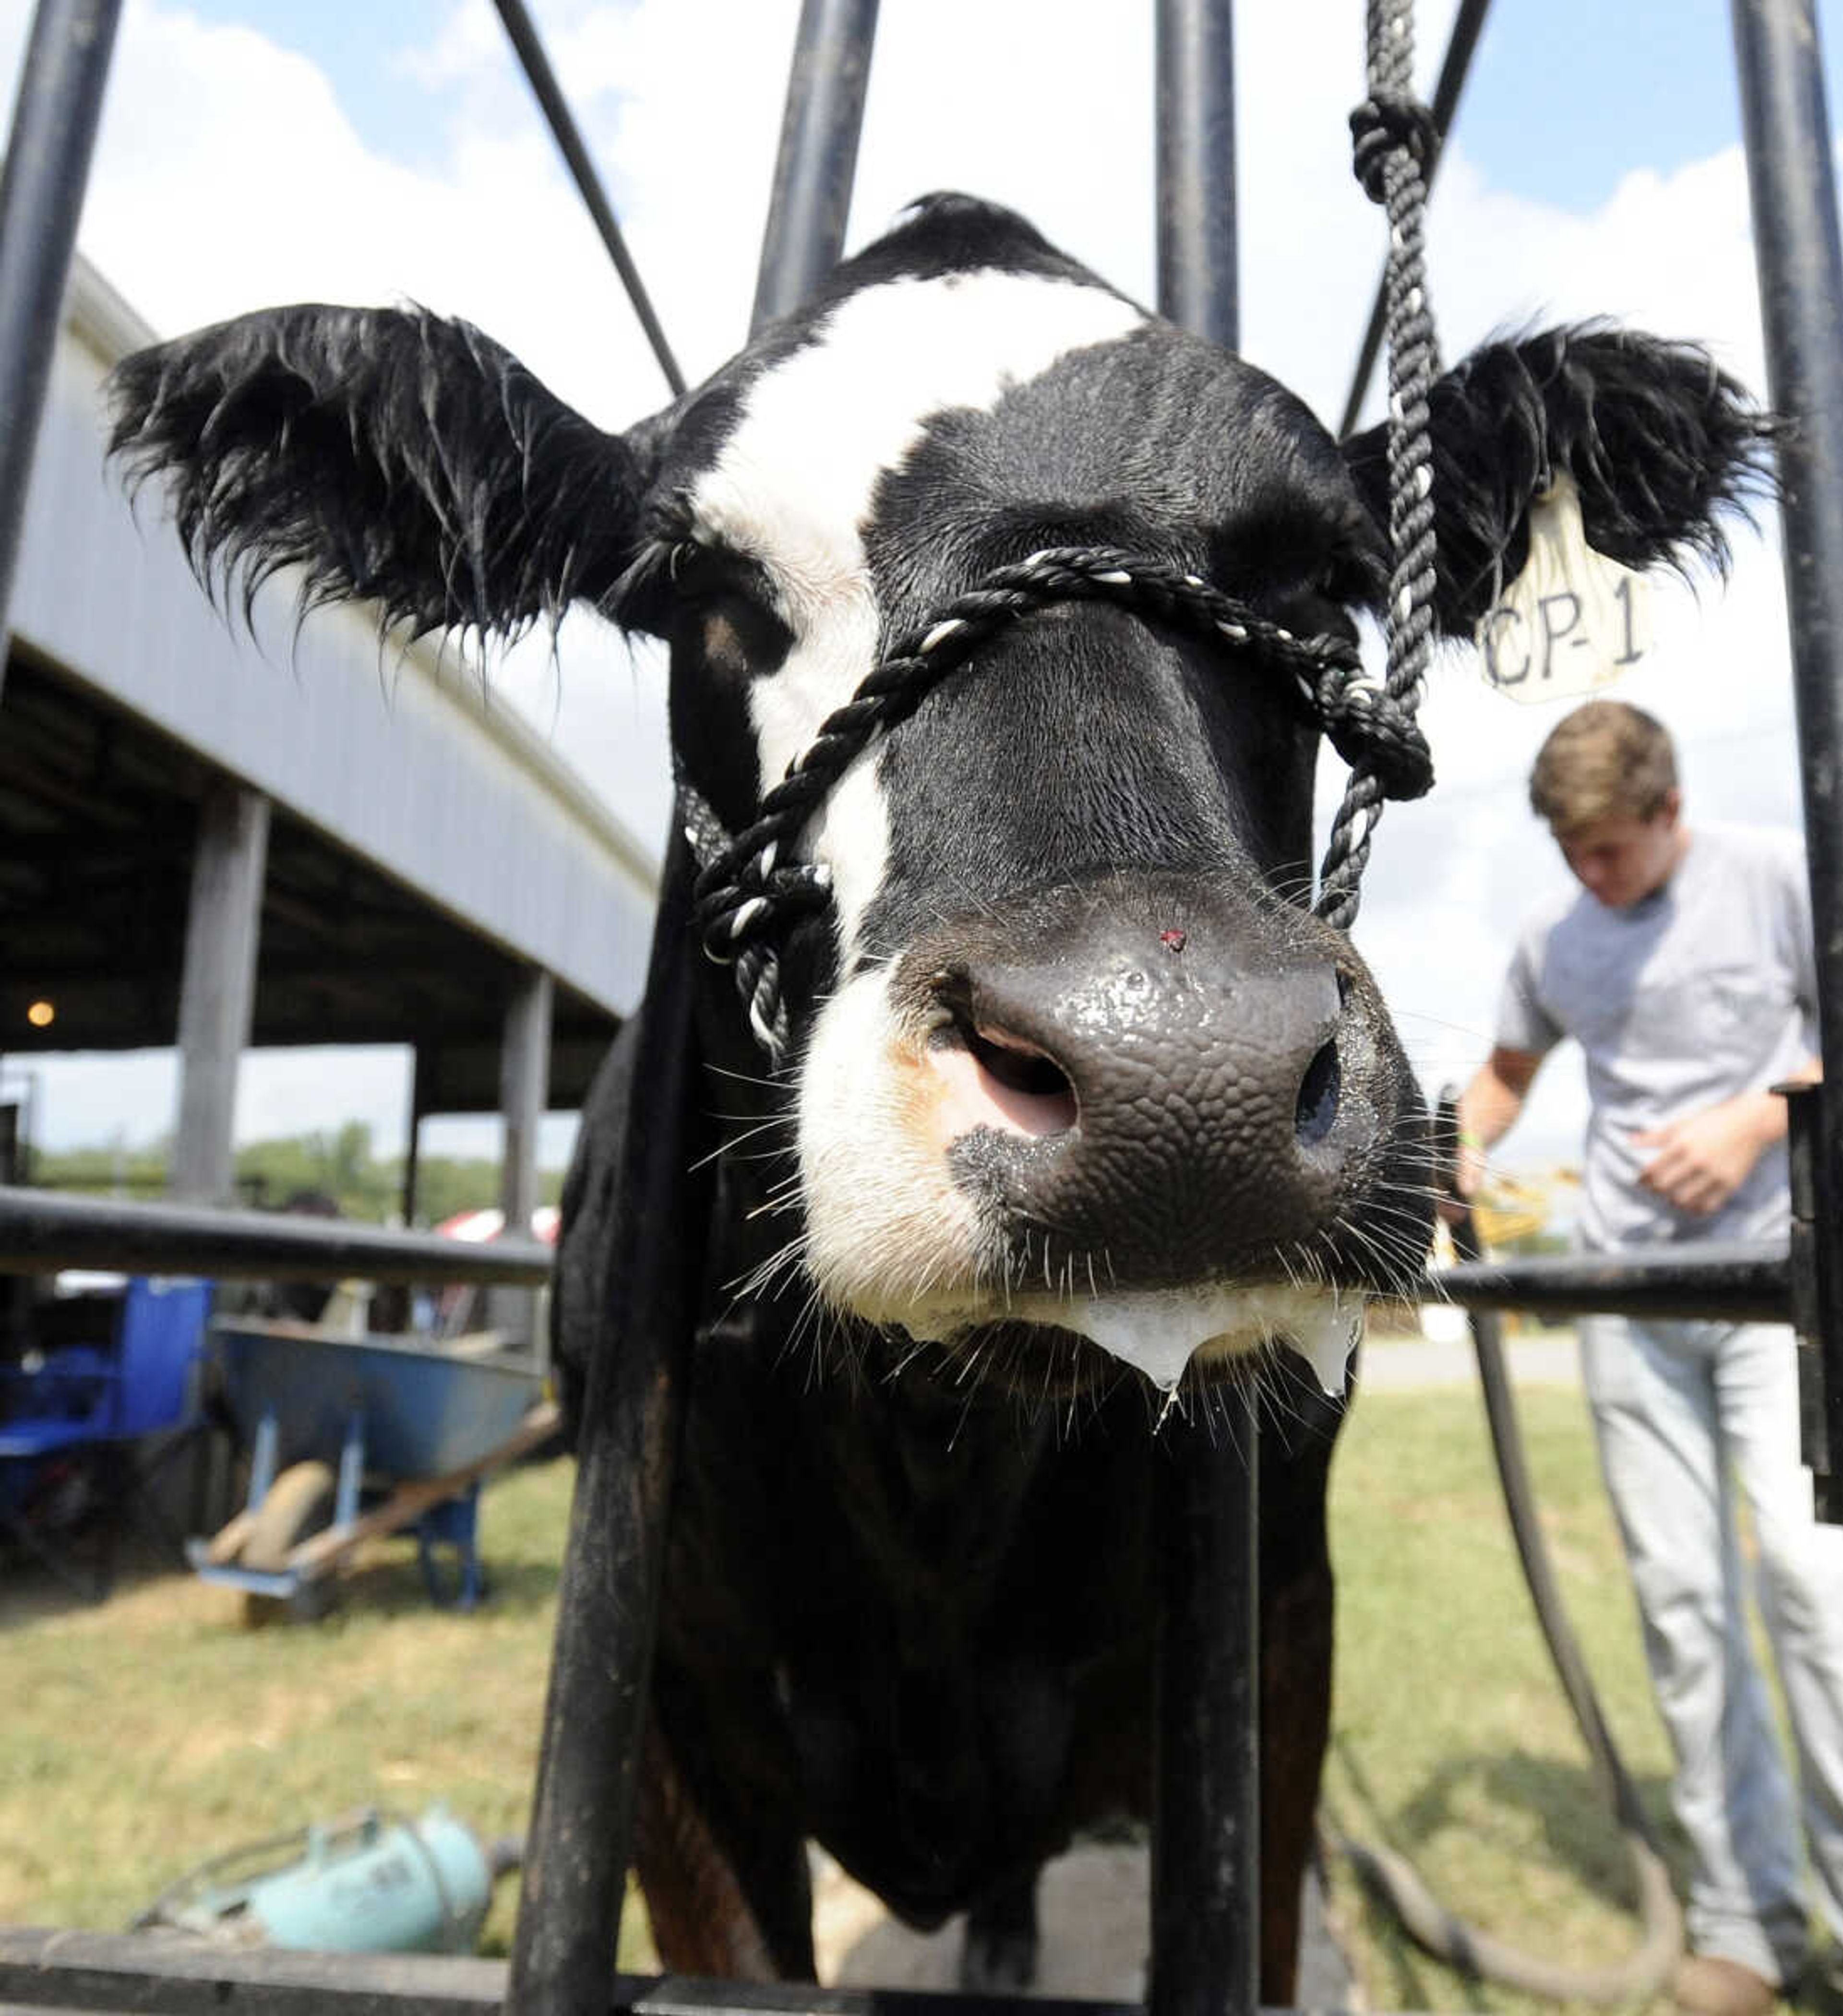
left=0, top=0, right=123, bottom=708
left=491, top=0, right=686, bottom=397
left=1336, top=0, right=1492, bottom=438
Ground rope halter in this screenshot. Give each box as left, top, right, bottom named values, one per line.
left=684, top=0, right=1447, bottom=1067
left=681, top=545, right=1435, bottom=1063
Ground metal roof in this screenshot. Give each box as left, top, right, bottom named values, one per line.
left=0, top=256, right=663, bottom=1109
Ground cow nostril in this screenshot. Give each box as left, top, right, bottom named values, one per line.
left=965, top=1027, right=1079, bottom=1135
left=930, top=1007, right=1080, bottom=1142
left=968, top=1028, right=1066, bottom=1101
left=1294, top=1038, right=1341, bottom=1148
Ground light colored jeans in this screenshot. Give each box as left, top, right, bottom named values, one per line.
left=1581, top=1316, right=1843, bottom=1983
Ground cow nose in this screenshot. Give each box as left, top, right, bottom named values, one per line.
left=930, top=975, right=1346, bottom=1155
left=914, top=889, right=1379, bottom=1285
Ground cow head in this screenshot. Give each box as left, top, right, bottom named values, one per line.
left=110, top=195, right=1768, bottom=1402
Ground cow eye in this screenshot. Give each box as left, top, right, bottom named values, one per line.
left=665, top=542, right=790, bottom=676
left=670, top=537, right=740, bottom=595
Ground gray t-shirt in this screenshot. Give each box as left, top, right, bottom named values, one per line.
left=1495, top=823, right=1817, bottom=1252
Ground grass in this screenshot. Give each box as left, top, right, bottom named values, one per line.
left=0, top=1358, right=1706, bottom=2009
left=0, top=1455, right=655, bottom=1967
left=1325, top=1353, right=1689, bottom=2014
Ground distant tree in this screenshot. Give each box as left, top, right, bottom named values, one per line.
left=36, top=1129, right=562, bottom=1228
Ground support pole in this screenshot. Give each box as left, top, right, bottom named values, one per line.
left=750, top=0, right=880, bottom=334
left=490, top=969, right=552, bottom=1347
left=0, top=0, right=122, bottom=706
left=506, top=840, right=711, bottom=2016
left=169, top=784, right=269, bottom=1206
left=1732, top=0, right=1843, bottom=1518
left=1156, top=0, right=1238, bottom=353
left=400, top=1044, right=427, bottom=1229
left=1152, top=5, right=1260, bottom=2012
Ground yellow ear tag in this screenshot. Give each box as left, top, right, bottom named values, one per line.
left=1472, top=473, right=1652, bottom=703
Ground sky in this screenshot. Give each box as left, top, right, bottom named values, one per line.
left=0, top=0, right=1837, bottom=1209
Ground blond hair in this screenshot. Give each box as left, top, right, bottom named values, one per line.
left=1529, top=701, right=1678, bottom=833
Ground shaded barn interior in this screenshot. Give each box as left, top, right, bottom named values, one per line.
left=0, top=641, right=623, bottom=1123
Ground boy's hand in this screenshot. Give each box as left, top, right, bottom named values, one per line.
left=1634, top=1093, right=1783, bottom=1217
left=1436, top=1134, right=1486, bottom=1227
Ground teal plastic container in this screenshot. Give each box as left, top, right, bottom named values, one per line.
left=177, top=1806, right=496, bottom=1955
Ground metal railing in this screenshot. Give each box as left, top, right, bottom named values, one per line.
left=0, top=1183, right=553, bottom=1287
left=1, top=7, right=1841, bottom=2016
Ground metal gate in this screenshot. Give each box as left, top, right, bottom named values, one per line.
left=0, top=3, right=1840, bottom=2013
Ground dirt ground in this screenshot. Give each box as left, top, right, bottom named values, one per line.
left=810, top=1844, right=1357, bottom=2005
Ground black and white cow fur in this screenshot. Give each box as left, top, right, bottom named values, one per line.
left=110, top=194, right=1765, bottom=1998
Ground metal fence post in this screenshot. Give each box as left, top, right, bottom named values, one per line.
left=0, top=0, right=122, bottom=705
left=506, top=841, right=711, bottom=2016
left=750, top=0, right=880, bottom=334
left=1732, top=0, right=1843, bottom=1517
left=1151, top=6, right=1261, bottom=2013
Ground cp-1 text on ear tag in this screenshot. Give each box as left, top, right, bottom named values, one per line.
left=1473, top=473, right=1652, bottom=703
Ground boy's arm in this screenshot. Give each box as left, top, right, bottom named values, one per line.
left=1454, top=1046, right=1546, bottom=1201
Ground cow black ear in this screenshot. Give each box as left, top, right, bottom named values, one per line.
left=1339, top=325, right=1775, bottom=634
left=109, top=304, right=656, bottom=644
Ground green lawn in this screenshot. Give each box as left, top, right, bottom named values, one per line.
left=1327, top=1366, right=1689, bottom=2013
left=0, top=1456, right=654, bottom=1965
left=0, top=1369, right=1703, bottom=2009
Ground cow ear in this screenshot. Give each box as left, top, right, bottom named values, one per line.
left=1339, top=326, right=1775, bottom=634
left=108, top=305, right=656, bottom=644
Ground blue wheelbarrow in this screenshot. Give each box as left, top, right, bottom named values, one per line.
left=188, top=1322, right=557, bottom=1619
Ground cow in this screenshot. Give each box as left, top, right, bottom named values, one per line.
left=108, top=193, right=1767, bottom=1999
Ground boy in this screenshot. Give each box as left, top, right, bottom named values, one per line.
left=1456, top=700, right=1839, bottom=2016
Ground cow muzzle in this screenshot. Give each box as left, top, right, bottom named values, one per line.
left=914, top=874, right=1398, bottom=1266
left=795, top=871, right=1430, bottom=1396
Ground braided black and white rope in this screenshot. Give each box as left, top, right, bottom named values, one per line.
left=682, top=547, right=1435, bottom=1062
left=1333, top=0, right=1444, bottom=930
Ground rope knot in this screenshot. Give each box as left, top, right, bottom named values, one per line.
left=1349, top=92, right=1438, bottom=204
left=691, top=845, right=830, bottom=970
left=1311, top=664, right=1435, bottom=801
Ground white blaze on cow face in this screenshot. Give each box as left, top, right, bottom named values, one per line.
left=697, top=271, right=1145, bottom=1348
left=689, top=268, right=1146, bottom=961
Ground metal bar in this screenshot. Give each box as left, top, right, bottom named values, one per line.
left=749, top=0, right=880, bottom=334
left=508, top=842, right=711, bottom=2015
left=1434, top=1241, right=1790, bottom=1324
left=1785, top=1086, right=1832, bottom=1510
left=0, top=0, right=123, bottom=707
left=1337, top=0, right=1492, bottom=437
left=3, top=1926, right=1153, bottom=2016
left=490, top=0, right=686, bottom=397
left=1151, top=7, right=1258, bottom=2013
left=0, top=1186, right=552, bottom=1285
left=1155, top=0, right=1237, bottom=350
left=1731, top=0, right=1843, bottom=1519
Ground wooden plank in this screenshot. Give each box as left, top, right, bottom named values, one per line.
left=285, top=1402, right=561, bottom=1578
left=200, top=1509, right=254, bottom=1566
